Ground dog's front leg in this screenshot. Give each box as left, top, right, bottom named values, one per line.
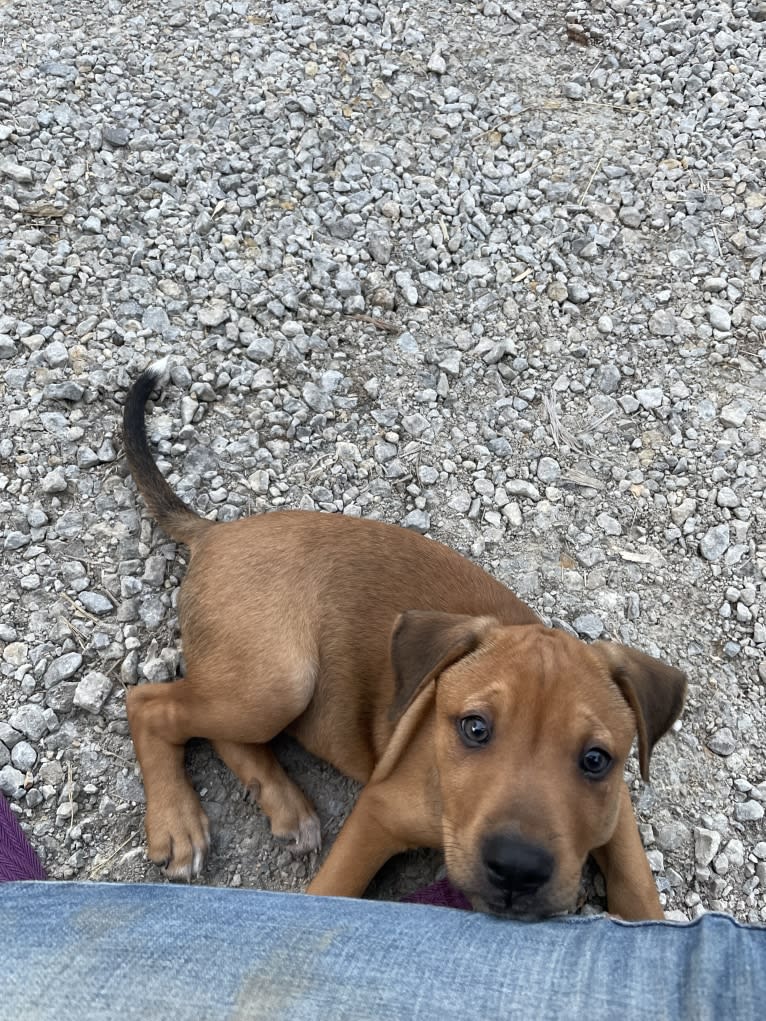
left=307, top=782, right=411, bottom=898
left=592, top=782, right=664, bottom=921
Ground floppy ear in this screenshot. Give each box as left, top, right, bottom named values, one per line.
left=389, top=611, right=496, bottom=720
left=594, top=642, right=687, bottom=782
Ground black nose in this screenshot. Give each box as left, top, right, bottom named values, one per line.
left=482, top=834, right=555, bottom=896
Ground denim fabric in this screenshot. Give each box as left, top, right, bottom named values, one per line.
left=1, top=882, right=763, bottom=1020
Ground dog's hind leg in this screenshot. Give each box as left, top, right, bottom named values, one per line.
left=212, top=739, right=321, bottom=854
left=127, top=656, right=319, bottom=878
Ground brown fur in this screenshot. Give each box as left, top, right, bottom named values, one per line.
left=123, top=367, right=686, bottom=919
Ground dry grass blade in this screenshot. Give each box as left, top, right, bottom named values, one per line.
left=60, top=591, right=101, bottom=625
left=66, top=762, right=75, bottom=836
left=89, top=831, right=139, bottom=879
left=543, top=393, right=584, bottom=453
left=560, top=469, right=604, bottom=490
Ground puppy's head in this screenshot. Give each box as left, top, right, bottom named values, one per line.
left=391, top=611, right=686, bottom=918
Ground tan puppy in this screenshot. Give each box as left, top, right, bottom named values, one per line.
left=123, top=364, right=686, bottom=920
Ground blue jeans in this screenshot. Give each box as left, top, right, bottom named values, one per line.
left=1, top=882, right=763, bottom=1020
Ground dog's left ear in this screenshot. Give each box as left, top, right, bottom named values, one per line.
left=595, top=642, right=687, bottom=782
left=389, top=611, right=496, bottom=720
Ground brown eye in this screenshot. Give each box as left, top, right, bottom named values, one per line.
left=579, top=747, right=613, bottom=779
left=458, top=715, right=492, bottom=748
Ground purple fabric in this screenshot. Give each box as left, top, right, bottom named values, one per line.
left=401, top=877, right=472, bottom=911
left=0, top=794, right=47, bottom=882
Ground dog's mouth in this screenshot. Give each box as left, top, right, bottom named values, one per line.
left=454, top=873, right=577, bottom=919
left=468, top=889, right=570, bottom=920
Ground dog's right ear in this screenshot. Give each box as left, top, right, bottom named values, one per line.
left=389, top=611, right=495, bottom=720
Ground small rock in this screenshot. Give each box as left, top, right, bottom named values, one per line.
left=537, top=457, right=560, bottom=484
left=563, top=82, right=585, bottom=100
left=403, top=510, right=430, bottom=533
left=635, top=387, right=664, bottom=410
left=573, top=613, right=604, bottom=640
left=694, top=827, right=722, bottom=867
left=596, top=315, right=613, bottom=335
left=44, top=381, right=85, bottom=402
left=0, top=334, right=17, bottom=360
left=248, top=470, right=270, bottom=494
left=438, top=350, right=461, bottom=376
left=42, top=467, right=68, bottom=493
left=566, top=281, right=590, bottom=304
left=449, top=491, right=472, bottom=514
left=733, top=800, right=764, bottom=823
left=596, top=364, right=620, bottom=393
left=427, top=51, right=447, bottom=74
left=646, top=849, right=664, bottom=873
left=505, top=480, right=540, bottom=502
left=0, top=764, right=25, bottom=797
left=45, top=683, right=77, bottom=714
left=244, top=336, right=274, bottom=362
left=619, top=206, right=643, bottom=228
left=303, top=382, right=333, bottom=414
left=706, top=728, right=736, bottom=757
left=198, top=300, right=229, bottom=327
left=10, top=741, right=37, bottom=772
left=402, top=413, right=430, bottom=437
left=78, top=591, right=113, bottom=616
left=725, top=839, right=745, bottom=868
left=102, top=125, right=130, bottom=147
left=8, top=704, right=48, bottom=741
left=709, top=306, right=731, bottom=332
left=656, top=820, right=691, bottom=852
left=596, top=512, right=621, bottom=536
left=648, top=310, right=676, bottom=336
left=699, top=524, right=730, bottom=562
left=2, top=643, right=28, bottom=667
left=73, top=672, right=113, bottom=714
left=671, top=499, right=696, bottom=525
left=368, top=233, right=392, bottom=264
left=43, top=652, right=83, bottom=687
left=716, top=487, right=739, bottom=508
left=719, top=400, right=751, bottom=428
left=547, top=281, right=568, bottom=303
left=668, top=249, right=693, bottom=269
left=120, top=651, right=140, bottom=686
left=0, top=158, right=33, bottom=184
left=39, top=61, right=77, bottom=80
left=0, top=723, right=22, bottom=749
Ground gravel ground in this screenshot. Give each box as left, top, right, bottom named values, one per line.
left=1, top=0, right=765, bottom=923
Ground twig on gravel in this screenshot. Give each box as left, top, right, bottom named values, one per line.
left=60, top=591, right=101, bottom=625
left=343, top=313, right=401, bottom=334
left=578, top=155, right=604, bottom=205
left=63, top=618, right=89, bottom=651
left=98, top=748, right=133, bottom=766
left=712, top=224, right=723, bottom=258
left=89, top=831, right=138, bottom=880
left=66, top=763, right=75, bottom=836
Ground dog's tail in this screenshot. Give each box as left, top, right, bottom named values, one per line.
left=122, top=360, right=210, bottom=546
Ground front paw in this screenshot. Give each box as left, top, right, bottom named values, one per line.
left=145, top=791, right=210, bottom=881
